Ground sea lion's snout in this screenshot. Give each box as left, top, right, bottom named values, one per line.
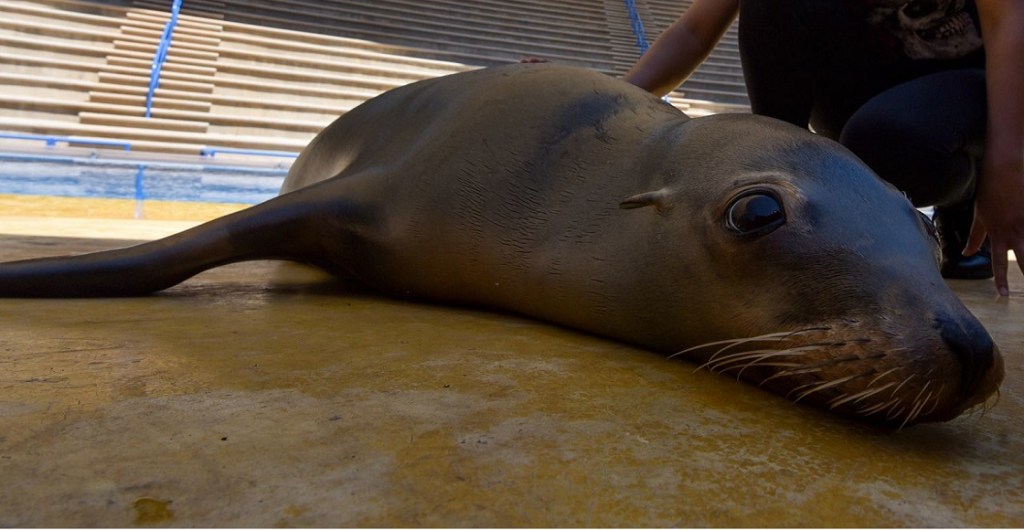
left=937, top=315, right=1004, bottom=417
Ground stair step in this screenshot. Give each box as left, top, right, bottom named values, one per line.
left=125, top=11, right=225, bottom=32
left=112, top=39, right=219, bottom=61
left=78, top=112, right=209, bottom=133
left=107, top=55, right=218, bottom=77
left=97, top=72, right=214, bottom=93
left=0, top=116, right=307, bottom=152
left=87, top=91, right=212, bottom=112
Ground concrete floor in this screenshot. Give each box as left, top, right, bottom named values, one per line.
left=0, top=212, right=1022, bottom=527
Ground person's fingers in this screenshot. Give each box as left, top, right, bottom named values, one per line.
left=991, top=239, right=1010, bottom=296
left=1013, top=243, right=1024, bottom=295
left=963, top=208, right=987, bottom=256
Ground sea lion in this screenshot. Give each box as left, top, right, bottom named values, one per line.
left=0, top=64, right=1003, bottom=427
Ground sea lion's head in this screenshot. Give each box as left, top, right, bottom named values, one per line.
left=626, top=114, right=1002, bottom=427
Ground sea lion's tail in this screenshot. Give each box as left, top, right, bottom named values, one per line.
left=0, top=188, right=337, bottom=298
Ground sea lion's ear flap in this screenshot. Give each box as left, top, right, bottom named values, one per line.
left=619, top=188, right=672, bottom=211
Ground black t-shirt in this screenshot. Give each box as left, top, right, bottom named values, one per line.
left=739, top=0, right=986, bottom=138
left=840, top=0, right=984, bottom=69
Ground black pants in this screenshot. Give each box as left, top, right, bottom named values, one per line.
left=738, top=0, right=987, bottom=209
left=839, top=69, right=986, bottom=207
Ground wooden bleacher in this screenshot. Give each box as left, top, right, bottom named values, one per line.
left=0, top=0, right=749, bottom=155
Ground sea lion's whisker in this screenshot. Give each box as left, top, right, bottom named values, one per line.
left=784, top=372, right=858, bottom=402
left=733, top=347, right=835, bottom=378
left=970, top=390, right=1000, bottom=420
left=699, top=348, right=786, bottom=373
left=757, top=367, right=823, bottom=387
left=671, top=336, right=772, bottom=361
left=865, top=367, right=901, bottom=388
left=886, top=402, right=908, bottom=422
left=758, top=353, right=865, bottom=388
left=672, top=337, right=749, bottom=361
left=912, top=380, right=932, bottom=407
left=700, top=345, right=821, bottom=374
left=857, top=397, right=900, bottom=416
left=823, top=372, right=897, bottom=409
left=923, top=384, right=945, bottom=416
left=889, top=374, right=915, bottom=398
left=791, top=375, right=859, bottom=403
left=828, top=378, right=896, bottom=409
left=870, top=375, right=916, bottom=420
left=909, top=391, right=933, bottom=426
left=898, top=382, right=933, bottom=429
left=785, top=380, right=818, bottom=399
left=734, top=360, right=805, bottom=380
left=714, top=343, right=870, bottom=376
left=772, top=358, right=884, bottom=404
left=965, top=385, right=999, bottom=419
left=672, top=327, right=829, bottom=361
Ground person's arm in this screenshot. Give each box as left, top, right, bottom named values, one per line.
left=622, top=0, right=739, bottom=97
left=966, top=0, right=1024, bottom=296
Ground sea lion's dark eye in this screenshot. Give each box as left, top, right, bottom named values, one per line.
left=725, top=192, right=785, bottom=236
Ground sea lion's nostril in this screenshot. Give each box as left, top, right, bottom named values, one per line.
left=936, top=316, right=995, bottom=403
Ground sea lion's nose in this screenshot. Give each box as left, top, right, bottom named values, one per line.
left=937, top=316, right=1000, bottom=405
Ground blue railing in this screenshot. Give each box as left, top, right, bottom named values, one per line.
left=0, top=132, right=298, bottom=160
left=0, top=132, right=132, bottom=151
left=200, top=147, right=299, bottom=159
left=0, top=133, right=297, bottom=218
left=145, top=0, right=183, bottom=118
left=624, top=0, right=651, bottom=55
left=0, top=150, right=290, bottom=219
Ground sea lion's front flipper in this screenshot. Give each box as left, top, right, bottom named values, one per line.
left=0, top=182, right=357, bottom=298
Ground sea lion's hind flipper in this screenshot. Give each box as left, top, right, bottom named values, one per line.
left=0, top=186, right=348, bottom=298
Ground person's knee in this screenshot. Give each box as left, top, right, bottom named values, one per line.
left=841, top=115, right=977, bottom=206
left=839, top=76, right=983, bottom=206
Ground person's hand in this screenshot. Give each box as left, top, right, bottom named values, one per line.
left=965, top=153, right=1024, bottom=296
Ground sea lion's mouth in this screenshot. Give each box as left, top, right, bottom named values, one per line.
left=941, top=345, right=1005, bottom=421
left=675, top=320, right=1004, bottom=428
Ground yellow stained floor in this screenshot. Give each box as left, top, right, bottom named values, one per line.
left=0, top=195, right=1021, bottom=527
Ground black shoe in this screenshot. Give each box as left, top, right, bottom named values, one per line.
left=942, top=244, right=992, bottom=279
left=933, top=204, right=993, bottom=280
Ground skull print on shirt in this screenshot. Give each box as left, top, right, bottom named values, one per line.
left=863, top=0, right=983, bottom=59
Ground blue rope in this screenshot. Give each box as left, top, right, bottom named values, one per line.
left=145, top=0, right=182, bottom=118
left=624, top=0, right=651, bottom=55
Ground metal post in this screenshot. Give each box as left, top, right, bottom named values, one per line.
left=134, top=164, right=146, bottom=219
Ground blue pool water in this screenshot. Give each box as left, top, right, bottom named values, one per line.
left=0, top=153, right=288, bottom=205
